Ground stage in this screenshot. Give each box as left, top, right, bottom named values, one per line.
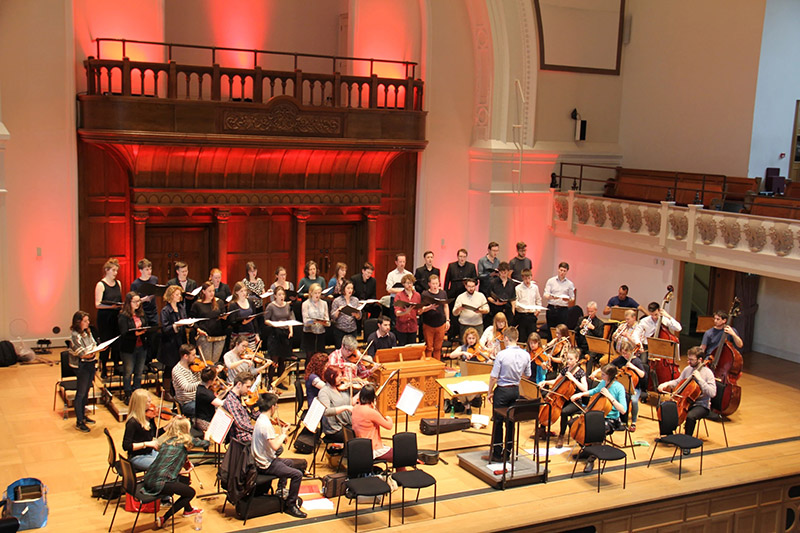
left=4, top=350, right=800, bottom=532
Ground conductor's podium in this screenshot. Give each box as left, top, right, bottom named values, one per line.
left=372, top=343, right=446, bottom=420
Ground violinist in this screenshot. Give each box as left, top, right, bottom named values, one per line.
left=546, top=324, right=571, bottom=372
left=540, top=348, right=588, bottom=448
left=570, top=364, right=627, bottom=473
left=317, top=366, right=355, bottom=443
left=222, top=371, right=258, bottom=443
left=252, top=394, right=308, bottom=519
left=421, top=274, right=449, bottom=360
left=515, top=269, right=542, bottom=343
left=480, top=312, right=509, bottom=358
left=328, top=335, right=373, bottom=381
left=195, top=366, right=226, bottom=432
left=612, top=309, right=644, bottom=355
left=123, top=389, right=159, bottom=470
left=657, top=346, right=716, bottom=447
left=172, top=344, right=202, bottom=417
left=639, top=301, right=682, bottom=358
left=191, top=281, right=226, bottom=364
left=526, top=332, right=547, bottom=383
left=304, top=353, right=330, bottom=407
left=352, top=384, right=394, bottom=461
left=699, top=310, right=743, bottom=356
left=596, top=337, right=646, bottom=432
left=486, top=327, right=530, bottom=463
left=365, top=315, right=397, bottom=357
left=224, top=335, right=270, bottom=385
left=451, top=327, right=491, bottom=362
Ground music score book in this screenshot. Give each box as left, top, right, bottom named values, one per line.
left=396, top=385, right=424, bottom=416
left=86, top=335, right=119, bottom=356
left=303, top=398, right=325, bottom=432
left=205, top=408, right=234, bottom=444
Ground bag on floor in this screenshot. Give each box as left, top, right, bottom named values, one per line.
left=322, top=472, right=347, bottom=498
left=124, top=494, right=160, bottom=513
left=2, top=478, right=48, bottom=530
left=293, top=428, right=316, bottom=454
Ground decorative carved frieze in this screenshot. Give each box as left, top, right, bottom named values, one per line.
left=668, top=213, right=688, bottom=240
left=222, top=102, right=342, bottom=136
left=590, top=201, right=607, bottom=227
left=696, top=214, right=717, bottom=244
left=624, top=205, right=642, bottom=233
left=133, top=190, right=381, bottom=207
left=607, top=203, right=624, bottom=230
left=643, top=207, right=660, bottom=236
left=554, top=197, right=568, bottom=221
left=718, top=218, right=741, bottom=248
left=574, top=198, right=590, bottom=224
left=769, top=223, right=794, bottom=257
left=744, top=220, right=766, bottom=252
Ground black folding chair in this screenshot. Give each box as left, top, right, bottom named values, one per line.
left=571, top=410, right=627, bottom=492
left=336, top=438, right=391, bottom=532
left=648, top=400, right=703, bottom=479
left=391, top=432, right=436, bottom=524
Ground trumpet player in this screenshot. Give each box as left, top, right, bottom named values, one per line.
left=574, top=301, right=604, bottom=372
left=612, top=309, right=644, bottom=355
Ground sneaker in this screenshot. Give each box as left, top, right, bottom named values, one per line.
left=556, top=436, right=564, bottom=448
left=183, top=507, right=203, bottom=517
left=285, top=504, right=307, bottom=519
left=584, top=459, right=594, bottom=474
left=628, top=423, right=636, bottom=433
left=76, top=423, right=90, bottom=433
left=155, top=515, right=165, bottom=529
left=84, top=417, right=97, bottom=424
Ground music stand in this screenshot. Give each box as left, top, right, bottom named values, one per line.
left=609, top=306, right=630, bottom=321
left=586, top=336, right=614, bottom=371
left=460, top=360, right=493, bottom=376
left=647, top=337, right=678, bottom=363
left=612, top=372, right=637, bottom=459
left=519, top=377, right=542, bottom=401
left=696, top=316, right=715, bottom=333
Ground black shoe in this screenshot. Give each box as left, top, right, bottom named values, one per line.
left=583, top=460, right=594, bottom=474
left=76, top=423, right=90, bottom=433
left=296, top=497, right=303, bottom=507
left=277, top=383, right=288, bottom=391
left=285, top=504, right=307, bottom=519
left=84, top=416, right=96, bottom=424
left=682, top=448, right=691, bottom=456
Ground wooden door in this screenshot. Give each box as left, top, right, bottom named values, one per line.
left=145, top=226, right=211, bottom=286
left=305, top=224, right=358, bottom=281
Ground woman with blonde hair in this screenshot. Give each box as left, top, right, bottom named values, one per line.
left=142, top=416, right=204, bottom=528
left=122, top=389, right=159, bottom=470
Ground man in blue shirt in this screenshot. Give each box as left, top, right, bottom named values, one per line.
left=486, top=327, right=530, bottom=462
left=700, top=309, right=743, bottom=356
left=603, top=285, right=644, bottom=316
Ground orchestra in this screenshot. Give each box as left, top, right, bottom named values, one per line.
left=66, top=245, right=752, bottom=527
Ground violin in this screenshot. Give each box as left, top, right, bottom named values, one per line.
left=145, top=401, right=175, bottom=421
left=465, top=343, right=491, bottom=362
left=243, top=385, right=269, bottom=407
left=530, top=344, right=549, bottom=369
left=189, top=345, right=210, bottom=373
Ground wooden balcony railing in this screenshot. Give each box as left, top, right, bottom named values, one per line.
left=84, top=38, right=423, bottom=111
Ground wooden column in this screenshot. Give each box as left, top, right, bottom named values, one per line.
left=215, top=209, right=230, bottom=280
left=365, top=208, right=379, bottom=269
left=132, top=209, right=149, bottom=272
left=295, top=209, right=310, bottom=281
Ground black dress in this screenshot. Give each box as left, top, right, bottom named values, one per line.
left=97, top=280, right=122, bottom=373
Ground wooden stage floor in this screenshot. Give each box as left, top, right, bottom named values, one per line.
left=2, top=350, right=799, bottom=532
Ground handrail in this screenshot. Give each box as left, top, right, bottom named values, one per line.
left=95, top=37, right=418, bottom=79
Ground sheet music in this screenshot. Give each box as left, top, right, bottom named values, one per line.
left=205, top=408, right=234, bottom=444
left=449, top=380, right=489, bottom=395
left=516, top=303, right=547, bottom=312
left=375, top=368, right=400, bottom=397
left=86, top=335, right=119, bottom=355
left=358, top=299, right=381, bottom=305
left=189, top=286, right=203, bottom=296
left=396, top=385, right=424, bottom=416
left=259, top=290, right=274, bottom=299
left=174, top=317, right=205, bottom=326
left=225, top=295, right=233, bottom=302
left=267, top=319, right=303, bottom=327
left=322, top=285, right=334, bottom=295
left=303, top=398, right=325, bottom=432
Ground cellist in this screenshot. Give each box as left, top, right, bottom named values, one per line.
left=699, top=310, right=743, bottom=356
left=593, top=338, right=646, bottom=432
left=657, top=346, right=716, bottom=452
left=540, top=348, right=588, bottom=448
left=570, top=364, right=627, bottom=474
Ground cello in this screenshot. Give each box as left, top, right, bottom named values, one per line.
left=569, top=388, right=613, bottom=446
left=537, top=369, right=578, bottom=427
left=649, top=285, right=680, bottom=390
left=658, top=359, right=708, bottom=424
left=707, top=298, right=743, bottom=416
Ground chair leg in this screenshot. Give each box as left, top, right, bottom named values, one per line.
left=388, top=489, right=391, bottom=527
left=596, top=457, right=601, bottom=493
left=336, top=494, right=341, bottom=516
left=131, top=507, right=142, bottom=533
left=354, top=498, right=358, bottom=532
left=53, top=382, right=59, bottom=411
left=433, top=482, right=437, bottom=519
left=243, top=494, right=253, bottom=526
left=647, top=441, right=659, bottom=468
left=677, top=449, right=683, bottom=480
left=108, top=490, right=123, bottom=532
left=99, top=465, right=111, bottom=501
left=401, top=487, right=405, bottom=524
left=622, top=456, right=627, bottom=489
left=699, top=443, right=703, bottom=475
left=103, top=474, right=120, bottom=515
left=720, top=419, right=729, bottom=447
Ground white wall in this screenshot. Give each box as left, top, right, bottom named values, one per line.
left=747, top=0, right=800, bottom=179
left=0, top=0, right=79, bottom=342
left=753, top=276, right=800, bottom=363
left=619, top=0, right=765, bottom=176
left=551, top=235, right=679, bottom=320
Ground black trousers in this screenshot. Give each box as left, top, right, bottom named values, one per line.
left=160, top=479, right=195, bottom=520
left=546, top=305, right=569, bottom=337
left=684, top=405, right=709, bottom=436
left=75, top=360, right=95, bottom=424
left=516, top=313, right=537, bottom=344
left=491, top=385, right=519, bottom=461
left=259, top=458, right=307, bottom=507
left=558, top=401, right=581, bottom=437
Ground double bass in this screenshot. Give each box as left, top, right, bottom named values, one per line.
left=707, top=298, right=743, bottom=416
left=649, top=285, right=680, bottom=390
